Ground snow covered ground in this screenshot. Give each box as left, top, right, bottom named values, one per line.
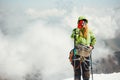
left=64, top=72, right=120, bottom=80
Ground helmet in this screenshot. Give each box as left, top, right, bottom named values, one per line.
left=78, top=16, right=88, bottom=23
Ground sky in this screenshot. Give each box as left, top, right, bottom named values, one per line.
left=1, top=0, right=120, bottom=9
left=0, top=0, right=120, bottom=80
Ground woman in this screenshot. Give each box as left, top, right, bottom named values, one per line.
left=69, top=16, right=96, bottom=80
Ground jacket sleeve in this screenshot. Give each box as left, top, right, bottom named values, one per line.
left=89, top=30, right=96, bottom=46
left=71, top=28, right=80, bottom=39
left=71, top=28, right=77, bottom=39
left=71, top=29, right=75, bottom=39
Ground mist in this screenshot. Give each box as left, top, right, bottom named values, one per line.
left=0, top=1, right=120, bottom=80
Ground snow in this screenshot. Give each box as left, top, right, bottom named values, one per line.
left=64, top=72, right=120, bottom=80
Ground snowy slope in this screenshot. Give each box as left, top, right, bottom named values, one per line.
left=64, top=72, right=120, bottom=80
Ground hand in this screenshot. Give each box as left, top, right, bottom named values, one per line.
left=89, top=46, right=93, bottom=49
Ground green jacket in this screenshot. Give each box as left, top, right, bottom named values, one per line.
left=71, top=28, right=96, bottom=46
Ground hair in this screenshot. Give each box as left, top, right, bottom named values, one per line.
left=79, top=24, right=88, bottom=39
left=84, top=24, right=88, bottom=39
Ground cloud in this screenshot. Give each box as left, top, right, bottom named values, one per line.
left=0, top=3, right=120, bottom=80
left=26, top=8, right=66, bottom=19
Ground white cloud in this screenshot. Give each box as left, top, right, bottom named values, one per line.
left=0, top=3, right=120, bottom=80
left=26, top=8, right=66, bottom=19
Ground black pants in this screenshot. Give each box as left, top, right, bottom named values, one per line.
left=72, top=55, right=90, bottom=80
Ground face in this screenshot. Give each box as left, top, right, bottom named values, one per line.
left=78, top=20, right=87, bottom=29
